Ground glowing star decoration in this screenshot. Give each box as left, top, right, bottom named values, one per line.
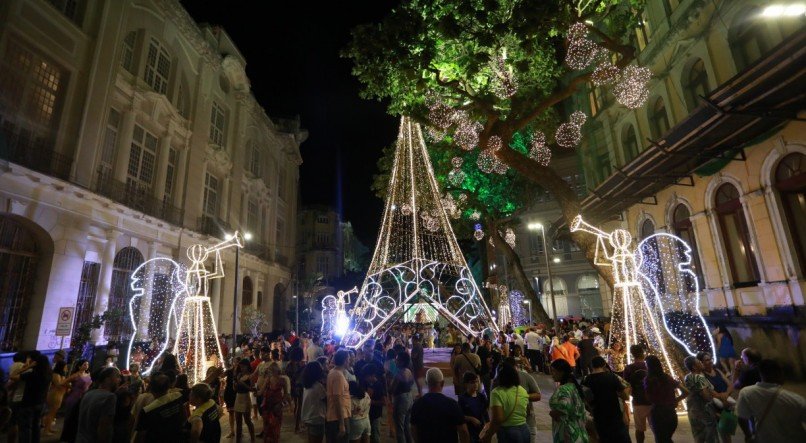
left=469, top=211, right=481, bottom=221
left=614, top=65, right=652, bottom=109
left=565, top=22, right=600, bottom=70
left=592, top=60, right=621, bottom=86
left=504, top=228, right=516, bottom=248
left=321, top=287, right=358, bottom=336
left=126, top=258, right=188, bottom=376
left=342, top=117, right=497, bottom=349
left=490, top=52, right=518, bottom=99
left=570, top=215, right=716, bottom=383
left=173, top=233, right=243, bottom=385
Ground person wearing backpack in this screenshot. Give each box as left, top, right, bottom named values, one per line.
left=736, top=359, right=806, bottom=442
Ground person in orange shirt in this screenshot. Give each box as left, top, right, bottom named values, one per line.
left=552, top=335, right=580, bottom=369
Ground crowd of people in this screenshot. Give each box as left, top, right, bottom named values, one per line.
left=0, top=321, right=804, bottom=443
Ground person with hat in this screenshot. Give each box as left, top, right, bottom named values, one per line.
left=410, top=368, right=469, bottom=443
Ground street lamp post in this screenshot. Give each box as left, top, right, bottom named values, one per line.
left=528, top=223, right=557, bottom=325
left=229, top=232, right=252, bottom=353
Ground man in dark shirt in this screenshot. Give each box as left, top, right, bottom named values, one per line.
left=733, top=347, right=762, bottom=390
left=577, top=331, right=598, bottom=376
left=76, top=367, right=120, bottom=443
left=411, top=368, right=469, bottom=443
left=583, top=356, right=630, bottom=443
left=623, top=345, right=650, bottom=443
left=136, top=373, right=186, bottom=443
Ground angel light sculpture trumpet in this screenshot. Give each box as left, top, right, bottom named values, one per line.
left=570, top=215, right=715, bottom=380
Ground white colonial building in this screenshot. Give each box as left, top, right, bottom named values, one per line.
left=0, top=0, right=304, bottom=352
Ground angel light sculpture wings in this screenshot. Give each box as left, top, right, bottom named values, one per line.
left=126, top=258, right=188, bottom=375
left=127, top=233, right=242, bottom=385
left=570, top=215, right=715, bottom=379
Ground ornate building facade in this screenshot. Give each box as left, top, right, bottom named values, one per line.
left=572, top=1, right=805, bottom=373
left=0, top=0, right=304, bottom=351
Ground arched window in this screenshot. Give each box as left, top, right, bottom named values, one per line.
left=729, top=10, right=770, bottom=71
left=622, top=124, right=639, bottom=163
left=683, top=59, right=710, bottom=112
left=106, top=247, right=144, bottom=341
left=0, top=215, right=39, bottom=351
left=672, top=204, right=705, bottom=289
left=242, top=276, right=253, bottom=306
left=648, top=97, right=670, bottom=140
left=775, top=153, right=806, bottom=276
left=640, top=219, right=655, bottom=239
left=120, top=31, right=137, bottom=74
left=143, top=38, right=171, bottom=94
left=714, top=183, right=759, bottom=286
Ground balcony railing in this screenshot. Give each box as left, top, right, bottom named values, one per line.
left=244, top=241, right=269, bottom=260
left=197, top=215, right=232, bottom=239
left=0, top=131, right=72, bottom=180
left=93, top=171, right=183, bottom=225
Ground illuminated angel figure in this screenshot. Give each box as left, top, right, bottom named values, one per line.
left=322, top=287, right=358, bottom=336
left=570, top=216, right=715, bottom=380
left=174, top=232, right=243, bottom=385
left=126, top=258, right=187, bottom=376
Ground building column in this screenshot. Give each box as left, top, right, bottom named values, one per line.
left=137, top=241, right=159, bottom=338
left=91, top=230, right=121, bottom=344
left=241, top=193, right=249, bottom=231
left=173, top=147, right=188, bottom=208
left=153, top=133, right=173, bottom=201
left=113, top=109, right=137, bottom=183
left=219, top=177, right=230, bottom=222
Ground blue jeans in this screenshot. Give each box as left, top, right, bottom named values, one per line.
left=393, top=392, right=413, bottom=443
left=16, top=404, right=43, bottom=443
left=497, top=424, right=531, bottom=443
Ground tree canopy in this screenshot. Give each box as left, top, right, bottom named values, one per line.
left=347, top=0, right=648, bottom=290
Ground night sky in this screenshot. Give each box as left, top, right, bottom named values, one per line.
left=181, top=1, right=399, bottom=246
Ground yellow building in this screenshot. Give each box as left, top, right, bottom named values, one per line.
left=574, top=1, right=806, bottom=374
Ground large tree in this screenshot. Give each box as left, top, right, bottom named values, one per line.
left=345, top=0, right=647, bottom=290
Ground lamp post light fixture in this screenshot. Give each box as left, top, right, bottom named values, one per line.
left=527, top=222, right=557, bottom=324
left=228, top=231, right=252, bottom=352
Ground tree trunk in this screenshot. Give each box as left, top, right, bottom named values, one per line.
left=489, top=220, right=552, bottom=325
left=495, top=146, right=616, bottom=290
